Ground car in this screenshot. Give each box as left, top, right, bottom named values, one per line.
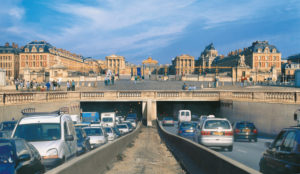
left=123, top=121, right=134, bottom=132
left=126, top=113, right=138, bottom=122
left=162, top=117, right=175, bottom=126
left=178, top=110, right=191, bottom=125
left=259, top=127, right=300, bottom=174
left=178, top=122, right=197, bottom=139
left=196, top=118, right=233, bottom=151
left=0, top=121, right=17, bottom=138
left=104, top=127, right=117, bottom=141
left=112, top=126, right=121, bottom=138
left=83, top=127, right=108, bottom=149
left=232, top=121, right=258, bottom=142
left=126, top=119, right=137, bottom=128
left=75, top=128, right=91, bottom=156
left=0, top=138, right=45, bottom=174
left=116, top=124, right=129, bottom=135
left=12, top=111, right=78, bottom=169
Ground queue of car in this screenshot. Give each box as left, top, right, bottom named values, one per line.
left=0, top=110, right=138, bottom=173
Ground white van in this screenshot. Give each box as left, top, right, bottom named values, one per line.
left=101, top=112, right=116, bottom=127
left=178, top=110, right=191, bottom=124
left=70, top=114, right=80, bottom=124
left=11, top=111, right=77, bottom=169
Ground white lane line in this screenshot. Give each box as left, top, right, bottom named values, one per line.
left=236, top=149, right=247, bottom=153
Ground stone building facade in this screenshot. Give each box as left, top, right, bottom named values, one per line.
left=0, top=43, right=20, bottom=80
left=171, top=54, right=195, bottom=75
left=105, top=54, right=126, bottom=75
left=198, top=43, right=218, bottom=69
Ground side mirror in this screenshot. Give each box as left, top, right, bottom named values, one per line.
left=65, top=135, right=74, bottom=141
left=18, top=154, right=31, bottom=162
left=265, top=142, right=271, bottom=148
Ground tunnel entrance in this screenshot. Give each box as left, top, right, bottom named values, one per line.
left=80, top=102, right=143, bottom=120
left=157, top=101, right=220, bottom=120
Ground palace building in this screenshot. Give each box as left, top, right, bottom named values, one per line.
left=171, top=54, right=195, bottom=75
left=0, top=42, right=20, bottom=80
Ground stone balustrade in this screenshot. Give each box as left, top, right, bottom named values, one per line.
left=0, top=90, right=299, bottom=105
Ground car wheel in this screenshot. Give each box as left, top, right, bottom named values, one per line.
left=227, top=146, right=233, bottom=152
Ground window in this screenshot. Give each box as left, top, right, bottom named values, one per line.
left=271, top=131, right=286, bottom=150
left=25, top=48, right=29, bottom=52
left=259, top=56, right=261, bottom=60
left=281, top=131, right=297, bottom=152
left=64, top=122, right=69, bottom=136
left=15, top=140, right=30, bottom=157
left=266, top=63, right=269, bottom=67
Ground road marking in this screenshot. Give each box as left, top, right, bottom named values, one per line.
left=236, top=149, right=247, bottom=153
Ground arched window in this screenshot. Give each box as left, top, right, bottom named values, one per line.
left=32, top=46, right=37, bottom=52
left=39, top=48, right=44, bottom=52
left=264, top=47, right=269, bottom=53
left=25, top=48, right=29, bottom=52
left=257, top=48, right=262, bottom=53
left=272, top=48, right=276, bottom=53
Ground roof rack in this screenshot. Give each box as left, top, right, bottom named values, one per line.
left=21, top=110, right=61, bottom=116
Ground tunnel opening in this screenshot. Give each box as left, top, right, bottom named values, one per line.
left=157, top=101, right=220, bottom=120
left=80, top=101, right=143, bottom=120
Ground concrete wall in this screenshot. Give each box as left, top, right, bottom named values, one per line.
left=0, top=101, right=80, bottom=122
left=220, top=100, right=299, bottom=137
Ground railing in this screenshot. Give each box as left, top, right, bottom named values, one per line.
left=118, top=92, right=141, bottom=98
left=81, top=92, right=104, bottom=98
left=0, top=90, right=299, bottom=105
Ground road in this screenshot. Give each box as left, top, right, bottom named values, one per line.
left=162, top=122, right=273, bottom=171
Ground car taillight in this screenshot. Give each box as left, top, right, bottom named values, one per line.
left=201, top=131, right=211, bottom=135
left=179, top=130, right=182, bottom=134
left=253, top=129, right=257, bottom=134
left=225, top=131, right=233, bottom=136
left=235, top=129, right=240, bottom=133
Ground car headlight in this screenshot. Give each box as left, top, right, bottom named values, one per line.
left=43, top=148, right=58, bottom=159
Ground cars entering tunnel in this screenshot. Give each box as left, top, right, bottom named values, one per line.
left=157, top=101, right=220, bottom=121
left=80, top=102, right=143, bottom=121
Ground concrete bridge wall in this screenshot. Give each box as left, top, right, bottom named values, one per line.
left=219, top=101, right=299, bottom=137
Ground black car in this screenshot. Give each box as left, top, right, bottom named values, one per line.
left=112, top=127, right=121, bottom=138
left=75, top=128, right=91, bottom=156
left=232, top=121, right=258, bottom=142
left=259, top=127, right=300, bottom=174
left=0, top=121, right=17, bottom=138
left=0, top=138, right=45, bottom=174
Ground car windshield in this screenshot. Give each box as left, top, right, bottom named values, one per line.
left=180, top=122, right=196, bottom=128
left=236, top=123, right=255, bottom=129
left=1, top=122, right=16, bottom=131
left=204, top=120, right=231, bottom=129
left=117, top=125, right=127, bottom=129
left=181, top=111, right=190, bottom=116
left=75, top=129, right=83, bottom=139
left=125, top=123, right=133, bottom=129
left=103, top=117, right=113, bottom=122
left=82, top=117, right=98, bottom=123
left=84, top=128, right=103, bottom=136
left=0, top=142, right=14, bottom=164
left=13, top=123, right=61, bottom=141
left=104, top=127, right=112, bottom=133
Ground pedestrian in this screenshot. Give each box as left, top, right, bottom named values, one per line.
left=15, top=79, right=19, bottom=91
left=58, top=78, right=61, bottom=90
left=46, top=81, right=51, bottom=91
left=134, top=75, right=137, bottom=84
left=71, top=80, right=75, bottom=91
left=111, top=75, right=115, bottom=85
left=67, top=81, right=70, bottom=91
left=20, top=80, right=24, bottom=90
left=104, top=76, right=108, bottom=86
left=182, top=83, right=187, bottom=90
left=26, top=81, right=30, bottom=91
left=30, top=81, right=33, bottom=91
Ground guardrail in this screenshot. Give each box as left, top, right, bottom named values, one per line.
left=46, top=123, right=141, bottom=174
left=157, top=120, right=260, bottom=174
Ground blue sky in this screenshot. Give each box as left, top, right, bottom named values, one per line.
left=0, top=0, right=299, bottom=64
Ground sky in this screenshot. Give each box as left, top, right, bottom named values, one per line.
left=0, top=0, right=300, bottom=64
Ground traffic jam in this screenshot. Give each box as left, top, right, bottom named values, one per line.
left=161, top=109, right=300, bottom=174
left=0, top=108, right=138, bottom=174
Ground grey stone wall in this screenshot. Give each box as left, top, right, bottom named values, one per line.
left=219, top=100, right=299, bottom=137
left=0, top=101, right=80, bottom=122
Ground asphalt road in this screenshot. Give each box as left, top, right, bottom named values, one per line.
left=162, top=122, right=273, bottom=171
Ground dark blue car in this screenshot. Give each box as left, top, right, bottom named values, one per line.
left=178, top=122, right=197, bottom=139
left=0, top=138, right=44, bottom=174
left=75, top=128, right=91, bottom=156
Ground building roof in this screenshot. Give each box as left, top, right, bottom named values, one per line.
left=204, top=43, right=215, bottom=51
left=287, top=53, right=300, bottom=63
left=142, top=57, right=158, bottom=64
left=0, top=46, right=20, bottom=54
left=22, top=40, right=54, bottom=53
left=247, top=41, right=279, bottom=53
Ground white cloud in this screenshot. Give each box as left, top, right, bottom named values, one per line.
left=9, top=7, right=24, bottom=20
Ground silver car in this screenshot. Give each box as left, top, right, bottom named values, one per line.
left=83, top=127, right=108, bottom=149
left=196, top=118, right=233, bottom=151
left=116, top=124, right=129, bottom=135
left=104, top=127, right=116, bottom=141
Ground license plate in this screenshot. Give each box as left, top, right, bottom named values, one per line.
left=185, top=130, right=193, bottom=133
left=243, top=129, right=250, bottom=133
left=213, top=132, right=223, bottom=136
